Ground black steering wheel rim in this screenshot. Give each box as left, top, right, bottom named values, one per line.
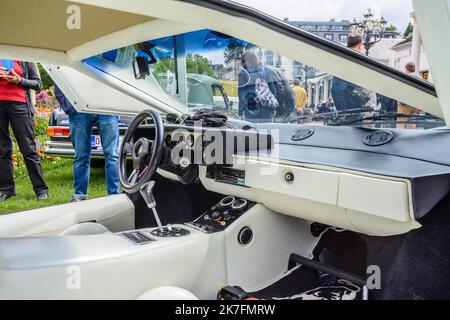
left=119, top=109, right=164, bottom=194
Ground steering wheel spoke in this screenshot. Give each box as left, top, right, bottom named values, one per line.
left=123, top=142, right=133, bottom=154
left=128, top=169, right=139, bottom=184
left=119, top=110, right=165, bottom=193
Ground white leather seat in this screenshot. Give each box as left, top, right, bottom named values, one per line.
left=59, top=222, right=110, bottom=236
left=138, top=286, right=198, bottom=300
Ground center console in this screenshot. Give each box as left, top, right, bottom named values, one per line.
left=186, top=196, right=254, bottom=233
left=120, top=194, right=253, bottom=245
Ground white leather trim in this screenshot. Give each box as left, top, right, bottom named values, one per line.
left=0, top=226, right=227, bottom=299
left=338, top=173, right=410, bottom=222
left=60, top=222, right=110, bottom=236
left=199, top=157, right=419, bottom=236
left=138, top=286, right=198, bottom=300
left=225, top=204, right=319, bottom=291
left=0, top=194, right=134, bottom=237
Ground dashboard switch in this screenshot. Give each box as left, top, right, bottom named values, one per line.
left=285, top=172, right=295, bottom=183
left=211, top=211, right=222, bottom=221
left=222, top=210, right=232, bottom=221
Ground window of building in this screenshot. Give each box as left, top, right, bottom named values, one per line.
left=265, top=50, right=274, bottom=65
left=324, top=34, right=334, bottom=41
left=293, top=61, right=302, bottom=77
left=331, top=25, right=344, bottom=31
left=339, top=34, right=348, bottom=42
left=257, top=48, right=263, bottom=58
left=302, top=25, right=316, bottom=31
left=276, top=55, right=282, bottom=67
left=317, top=25, right=329, bottom=31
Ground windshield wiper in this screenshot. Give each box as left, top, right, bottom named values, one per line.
left=288, top=107, right=374, bottom=124
left=335, top=112, right=445, bottom=127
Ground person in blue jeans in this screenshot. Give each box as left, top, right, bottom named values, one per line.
left=54, top=85, right=120, bottom=202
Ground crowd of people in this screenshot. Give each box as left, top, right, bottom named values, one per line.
left=0, top=59, right=120, bottom=203
left=237, top=33, right=421, bottom=125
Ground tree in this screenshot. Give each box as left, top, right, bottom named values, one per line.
left=37, top=63, right=53, bottom=90
left=224, top=39, right=246, bottom=60
left=152, top=54, right=216, bottom=78
left=329, top=18, right=336, bottom=22
left=386, top=24, right=398, bottom=32
left=186, top=54, right=215, bottom=77
left=404, top=22, right=413, bottom=38
left=152, top=58, right=175, bottom=75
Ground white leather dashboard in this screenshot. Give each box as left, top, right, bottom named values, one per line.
left=199, top=156, right=421, bottom=236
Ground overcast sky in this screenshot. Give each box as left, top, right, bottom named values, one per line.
left=231, top=0, right=414, bottom=32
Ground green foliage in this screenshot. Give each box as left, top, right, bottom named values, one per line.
left=386, top=24, right=398, bottom=32
left=152, top=53, right=215, bottom=77
left=0, top=163, right=107, bottom=214
left=11, top=106, right=52, bottom=178
left=186, top=54, right=215, bottom=77
left=224, top=39, right=245, bottom=60
left=152, top=58, right=175, bottom=75
left=37, top=63, right=53, bottom=90
left=404, top=22, right=413, bottom=38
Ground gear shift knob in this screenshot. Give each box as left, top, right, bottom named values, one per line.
left=140, top=180, right=163, bottom=230
left=140, top=180, right=156, bottom=208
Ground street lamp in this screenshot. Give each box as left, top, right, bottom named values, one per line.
left=350, top=8, right=387, bottom=56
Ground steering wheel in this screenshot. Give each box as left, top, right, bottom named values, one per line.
left=119, top=110, right=164, bottom=194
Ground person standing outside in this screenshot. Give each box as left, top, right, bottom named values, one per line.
left=331, top=34, right=376, bottom=111
left=0, top=59, right=48, bottom=201
left=238, top=50, right=278, bottom=123
left=292, top=78, right=308, bottom=116
left=54, top=85, right=120, bottom=202
left=397, top=62, right=421, bottom=129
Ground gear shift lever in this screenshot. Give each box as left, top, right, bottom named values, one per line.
left=140, top=181, right=163, bottom=231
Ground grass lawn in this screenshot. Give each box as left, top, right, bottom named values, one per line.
left=0, top=161, right=108, bottom=215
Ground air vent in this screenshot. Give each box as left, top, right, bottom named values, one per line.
left=363, top=130, right=394, bottom=146
left=291, top=128, right=314, bottom=141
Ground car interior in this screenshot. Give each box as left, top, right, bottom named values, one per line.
left=1, top=0, right=450, bottom=300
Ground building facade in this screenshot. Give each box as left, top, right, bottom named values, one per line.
left=290, top=21, right=353, bottom=44
left=389, top=36, right=432, bottom=82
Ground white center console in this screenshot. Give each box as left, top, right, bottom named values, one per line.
left=0, top=197, right=319, bottom=299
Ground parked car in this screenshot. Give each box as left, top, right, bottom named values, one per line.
left=1, top=0, right=450, bottom=301
left=45, top=110, right=132, bottom=160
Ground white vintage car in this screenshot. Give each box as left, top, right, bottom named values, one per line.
left=1, top=0, right=450, bottom=300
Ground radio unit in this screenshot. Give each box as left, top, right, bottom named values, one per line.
left=206, top=167, right=246, bottom=187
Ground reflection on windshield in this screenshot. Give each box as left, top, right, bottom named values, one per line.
left=85, top=28, right=444, bottom=130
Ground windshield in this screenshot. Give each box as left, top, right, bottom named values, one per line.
left=84, top=28, right=444, bottom=130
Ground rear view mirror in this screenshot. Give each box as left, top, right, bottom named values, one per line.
left=132, top=56, right=150, bottom=80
